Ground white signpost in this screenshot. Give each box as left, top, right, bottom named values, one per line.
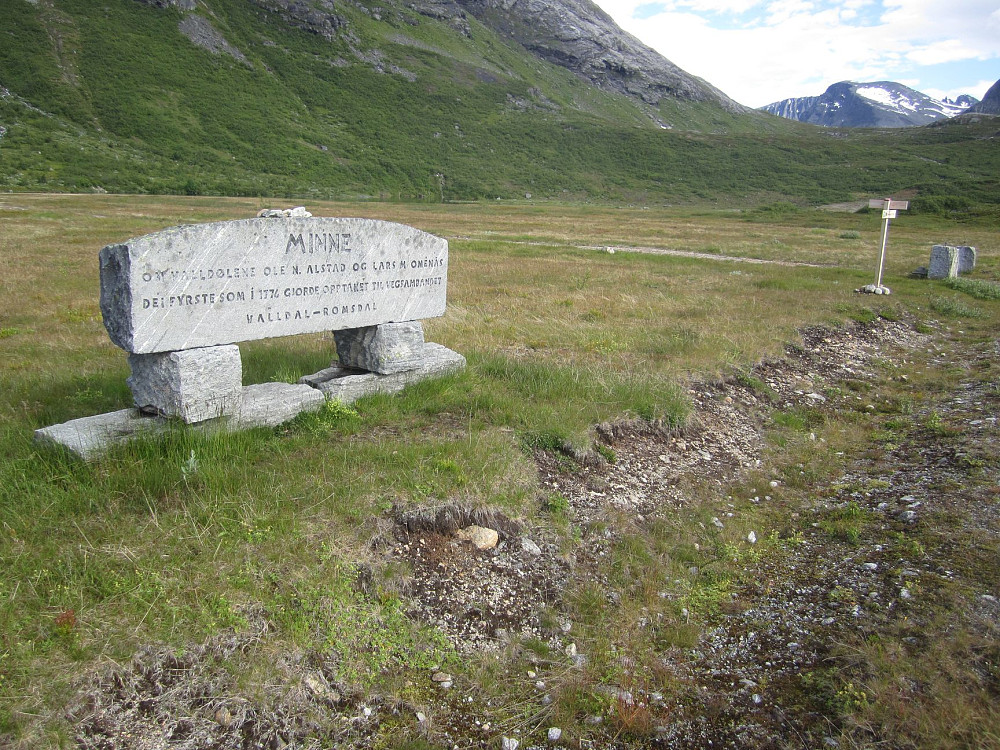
left=862, top=197, right=908, bottom=295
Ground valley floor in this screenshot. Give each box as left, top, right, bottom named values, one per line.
left=70, top=316, right=1000, bottom=749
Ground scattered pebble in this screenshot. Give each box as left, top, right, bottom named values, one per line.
left=521, top=537, right=543, bottom=556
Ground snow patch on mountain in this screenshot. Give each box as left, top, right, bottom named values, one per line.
left=762, top=81, right=978, bottom=128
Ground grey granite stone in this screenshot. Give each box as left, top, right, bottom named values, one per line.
left=335, top=321, right=426, bottom=374
left=234, top=382, right=325, bottom=428
left=34, top=383, right=325, bottom=459
left=306, top=344, right=465, bottom=403
left=298, top=365, right=350, bottom=388
left=957, top=246, right=977, bottom=274
left=34, top=409, right=171, bottom=461
left=128, top=345, right=243, bottom=423
left=100, top=217, right=448, bottom=354
left=928, top=245, right=959, bottom=280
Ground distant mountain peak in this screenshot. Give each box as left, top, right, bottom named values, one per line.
left=761, top=80, right=978, bottom=128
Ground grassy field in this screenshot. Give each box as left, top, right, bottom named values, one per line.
left=1, top=194, right=998, bottom=747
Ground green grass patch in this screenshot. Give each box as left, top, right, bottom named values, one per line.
left=929, top=295, right=987, bottom=319
left=942, top=277, right=1000, bottom=300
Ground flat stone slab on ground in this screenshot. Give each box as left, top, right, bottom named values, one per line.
left=235, top=382, right=324, bottom=429
left=34, top=383, right=325, bottom=459
left=303, top=344, right=465, bottom=404
left=34, top=409, right=173, bottom=461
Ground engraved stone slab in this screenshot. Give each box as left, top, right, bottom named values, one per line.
left=128, top=345, right=243, bottom=423
left=335, top=322, right=426, bottom=374
left=101, top=218, right=448, bottom=354
left=957, top=246, right=977, bottom=274
left=928, top=244, right=959, bottom=280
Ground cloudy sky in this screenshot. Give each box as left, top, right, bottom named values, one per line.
left=591, top=0, right=1000, bottom=107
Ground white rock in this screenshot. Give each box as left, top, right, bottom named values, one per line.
left=521, top=537, right=543, bottom=556
left=547, top=727, right=562, bottom=742
left=501, top=738, right=519, bottom=750
left=456, top=525, right=499, bottom=550
left=747, top=531, right=757, bottom=545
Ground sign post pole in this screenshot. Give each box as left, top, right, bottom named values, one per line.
left=861, top=198, right=908, bottom=295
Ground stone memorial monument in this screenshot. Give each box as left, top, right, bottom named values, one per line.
left=35, top=213, right=465, bottom=459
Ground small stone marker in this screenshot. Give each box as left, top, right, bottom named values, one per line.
left=35, top=213, right=465, bottom=459
left=928, top=244, right=960, bottom=280
left=858, top=198, right=908, bottom=295
left=928, top=244, right=977, bottom=279
left=957, top=245, right=977, bottom=274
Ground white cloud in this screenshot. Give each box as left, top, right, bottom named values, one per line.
left=924, top=79, right=998, bottom=101
left=594, top=0, right=1000, bottom=107
left=906, top=39, right=982, bottom=67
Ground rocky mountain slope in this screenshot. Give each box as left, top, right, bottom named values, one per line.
left=130, top=0, right=741, bottom=115
left=967, top=77, right=1000, bottom=115
left=452, top=0, right=744, bottom=114
left=762, top=81, right=977, bottom=128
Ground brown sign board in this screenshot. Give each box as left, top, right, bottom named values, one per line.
left=868, top=199, right=909, bottom=210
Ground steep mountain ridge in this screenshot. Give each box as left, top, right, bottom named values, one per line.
left=967, top=78, right=1000, bottom=115
left=452, top=0, right=745, bottom=114
left=762, top=81, right=978, bottom=128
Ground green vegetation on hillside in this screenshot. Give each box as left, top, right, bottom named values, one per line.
left=1, top=0, right=998, bottom=208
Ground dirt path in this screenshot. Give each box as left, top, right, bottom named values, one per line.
left=449, top=235, right=832, bottom=267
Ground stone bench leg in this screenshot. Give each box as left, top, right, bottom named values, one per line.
left=334, top=321, right=426, bottom=374
left=128, top=344, right=243, bottom=423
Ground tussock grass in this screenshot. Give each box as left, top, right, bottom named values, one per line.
left=944, top=276, right=1000, bottom=300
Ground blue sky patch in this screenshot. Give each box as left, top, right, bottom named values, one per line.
left=633, top=2, right=667, bottom=20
